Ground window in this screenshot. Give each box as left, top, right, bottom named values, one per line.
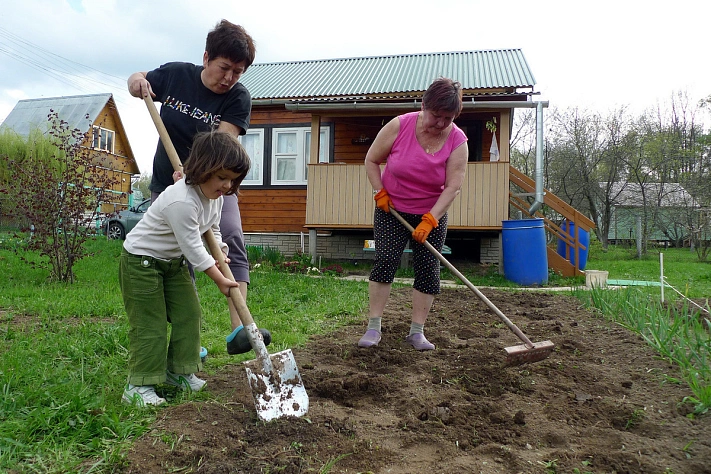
left=92, top=126, right=115, bottom=153
left=271, top=127, right=329, bottom=185
left=239, top=129, right=264, bottom=185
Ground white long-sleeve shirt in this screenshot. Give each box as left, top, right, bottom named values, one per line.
left=123, top=179, right=227, bottom=273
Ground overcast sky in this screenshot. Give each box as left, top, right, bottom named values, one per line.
left=1, top=0, right=708, bottom=174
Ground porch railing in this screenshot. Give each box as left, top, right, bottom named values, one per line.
left=305, top=162, right=510, bottom=229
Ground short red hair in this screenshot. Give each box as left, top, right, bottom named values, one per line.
left=423, top=77, right=463, bottom=118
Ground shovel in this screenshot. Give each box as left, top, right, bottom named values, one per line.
left=389, top=208, right=555, bottom=366
left=144, top=95, right=308, bottom=421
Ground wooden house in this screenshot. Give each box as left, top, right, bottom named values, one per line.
left=1, top=93, right=139, bottom=213
left=236, top=50, right=592, bottom=276
left=605, top=182, right=700, bottom=246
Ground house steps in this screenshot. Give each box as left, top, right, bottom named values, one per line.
left=509, top=166, right=596, bottom=278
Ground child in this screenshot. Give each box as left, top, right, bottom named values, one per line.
left=119, top=131, right=248, bottom=407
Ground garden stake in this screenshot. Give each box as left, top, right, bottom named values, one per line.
left=144, top=95, right=309, bottom=421
left=390, top=208, right=555, bottom=366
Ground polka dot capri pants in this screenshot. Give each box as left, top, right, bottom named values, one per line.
left=369, top=208, right=448, bottom=295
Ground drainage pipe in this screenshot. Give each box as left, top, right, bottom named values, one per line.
left=529, top=101, right=546, bottom=215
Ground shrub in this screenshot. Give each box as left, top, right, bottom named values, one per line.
left=1, top=112, right=123, bottom=282
left=322, top=264, right=344, bottom=276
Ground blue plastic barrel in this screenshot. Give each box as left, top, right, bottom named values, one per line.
left=502, top=218, right=548, bottom=285
left=556, top=220, right=589, bottom=270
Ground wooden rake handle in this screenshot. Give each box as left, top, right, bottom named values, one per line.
left=389, top=208, right=535, bottom=348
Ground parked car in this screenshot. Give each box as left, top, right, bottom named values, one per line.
left=103, top=198, right=151, bottom=239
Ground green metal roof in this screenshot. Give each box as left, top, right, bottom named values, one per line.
left=240, top=49, right=536, bottom=100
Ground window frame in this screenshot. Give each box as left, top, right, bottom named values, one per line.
left=238, top=129, right=265, bottom=186
left=269, top=126, right=330, bottom=186
left=92, top=126, right=115, bottom=153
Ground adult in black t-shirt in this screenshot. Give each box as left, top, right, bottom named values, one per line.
left=128, top=19, right=268, bottom=356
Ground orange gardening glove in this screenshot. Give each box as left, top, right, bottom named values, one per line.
left=373, top=188, right=393, bottom=213
left=412, top=212, right=439, bottom=244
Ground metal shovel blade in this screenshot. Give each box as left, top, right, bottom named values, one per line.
left=244, top=349, right=309, bottom=422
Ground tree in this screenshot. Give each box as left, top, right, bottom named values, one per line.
left=132, top=172, right=152, bottom=202
left=1, top=111, right=124, bottom=282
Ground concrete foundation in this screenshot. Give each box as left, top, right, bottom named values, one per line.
left=243, top=232, right=501, bottom=265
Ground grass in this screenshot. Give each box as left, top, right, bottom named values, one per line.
left=586, top=240, right=711, bottom=297
left=577, top=240, right=711, bottom=415
left=0, top=232, right=709, bottom=472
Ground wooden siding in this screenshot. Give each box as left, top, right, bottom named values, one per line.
left=239, top=189, right=307, bottom=233
left=333, top=116, right=391, bottom=164
left=305, top=162, right=509, bottom=229
left=449, top=162, right=509, bottom=228
left=249, top=106, right=312, bottom=125
left=82, top=103, right=137, bottom=212
left=247, top=106, right=512, bottom=231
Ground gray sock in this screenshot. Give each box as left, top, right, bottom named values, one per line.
left=409, top=322, right=424, bottom=336
left=367, top=317, right=382, bottom=332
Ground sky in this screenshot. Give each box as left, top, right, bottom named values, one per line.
left=1, top=0, right=709, bottom=174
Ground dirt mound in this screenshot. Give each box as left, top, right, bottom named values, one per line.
left=123, top=288, right=711, bottom=473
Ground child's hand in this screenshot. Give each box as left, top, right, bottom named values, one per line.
left=172, top=169, right=183, bottom=183
left=219, top=279, right=240, bottom=297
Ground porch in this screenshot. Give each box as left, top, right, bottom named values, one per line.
left=304, top=161, right=509, bottom=229
left=303, top=161, right=596, bottom=278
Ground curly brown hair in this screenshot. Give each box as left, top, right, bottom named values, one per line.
left=183, top=132, right=251, bottom=195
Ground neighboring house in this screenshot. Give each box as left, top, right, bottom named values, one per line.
left=1, top=93, right=139, bottom=213
left=233, top=49, right=591, bottom=271
left=605, top=182, right=699, bottom=245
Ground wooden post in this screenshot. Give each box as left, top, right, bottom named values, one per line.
left=310, top=115, right=321, bottom=164
left=309, top=229, right=317, bottom=264
left=499, top=110, right=510, bottom=163
left=308, top=115, right=321, bottom=264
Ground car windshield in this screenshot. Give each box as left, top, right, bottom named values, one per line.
left=135, top=200, right=151, bottom=213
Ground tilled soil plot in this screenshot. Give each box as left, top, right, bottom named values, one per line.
left=124, top=287, right=711, bottom=473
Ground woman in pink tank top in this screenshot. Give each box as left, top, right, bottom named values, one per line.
left=359, top=78, right=469, bottom=351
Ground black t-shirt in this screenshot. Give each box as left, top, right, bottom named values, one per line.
left=146, top=62, right=251, bottom=193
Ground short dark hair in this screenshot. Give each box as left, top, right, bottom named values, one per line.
left=205, top=20, right=256, bottom=71
left=422, top=77, right=464, bottom=118
left=184, top=132, right=251, bottom=195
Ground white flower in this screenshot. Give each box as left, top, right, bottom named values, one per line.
left=253, top=263, right=261, bottom=269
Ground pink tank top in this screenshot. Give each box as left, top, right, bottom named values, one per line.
left=381, top=111, right=467, bottom=214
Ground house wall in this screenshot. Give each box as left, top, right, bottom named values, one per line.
left=85, top=103, right=136, bottom=213
left=239, top=189, right=307, bottom=233
left=242, top=106, right=508, bottom=264
left=609, top=207, right=690, bottom=244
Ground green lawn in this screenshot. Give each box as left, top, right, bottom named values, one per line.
left=586, top=241, right=711, bottom=298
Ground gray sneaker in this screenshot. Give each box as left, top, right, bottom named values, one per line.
left=165, top=371, right=206, bottom=392
left=122, top=384, right=166, bottom=407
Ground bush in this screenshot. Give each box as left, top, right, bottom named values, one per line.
left=322, top=264, right=344, bottom=276
left=1, top=114, right=123, bottom=282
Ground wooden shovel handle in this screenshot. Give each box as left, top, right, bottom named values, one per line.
left=142, top=95, right=256, bottom=328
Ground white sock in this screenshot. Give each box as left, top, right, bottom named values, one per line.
left=367, top=317, right=382, bottom=332
left=409, top=322, right=424, bottom=336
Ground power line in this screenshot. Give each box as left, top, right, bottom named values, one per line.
left=0, top=26, right=131, bottom=105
